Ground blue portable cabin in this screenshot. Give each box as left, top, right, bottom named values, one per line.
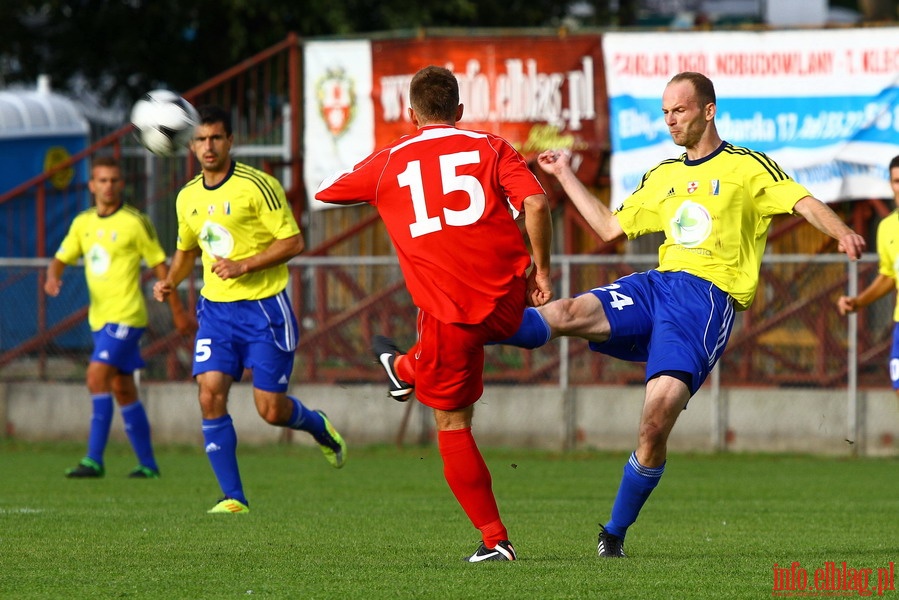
left=0, top=75, right=91, bottom=256
left=0, top=76, right=91, bottom=351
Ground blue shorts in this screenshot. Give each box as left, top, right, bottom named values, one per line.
left=193, top=290, right=299, bottom=393
left=889, top=322, right=899, bottom=391
left=584, top=270, right=735, bottom=396
left=91, top=324, right=146, bottom=374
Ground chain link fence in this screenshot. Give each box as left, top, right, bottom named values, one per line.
left=0, top=254, right=889, bottom=393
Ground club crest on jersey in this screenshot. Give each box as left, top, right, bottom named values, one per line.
left=199, top=221, right=235, bottom=258
left=709, top=179, right=720, bottom=195
left=687, top=181, right=699, bottom=194
left=316, top=67, right=356, bottom=139
left=86, top=243, right=111, bottom=275
left=670, top=200, right=712, bottom=248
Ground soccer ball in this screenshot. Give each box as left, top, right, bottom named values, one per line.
left=130, top=90, right=199, bottom=157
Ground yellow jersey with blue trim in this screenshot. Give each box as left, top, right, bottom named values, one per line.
left=54, top=204, right=166, bottom=331
left=875, top=210, right=899, bottom=321
left=614, top=142, right=811, bottom=311
left=175, top=161, right=300, bottom=301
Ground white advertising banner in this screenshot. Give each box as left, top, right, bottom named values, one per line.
left=603, top=29, right=899, bottom=208
left=302, top=40, right=374, bottom=210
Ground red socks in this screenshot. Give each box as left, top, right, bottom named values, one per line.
left=438, top=428, right=508, bottom=547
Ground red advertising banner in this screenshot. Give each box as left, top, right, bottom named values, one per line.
left=303, top=34, right=607, bottom=206
left=371, top=35, right=606, bottom=156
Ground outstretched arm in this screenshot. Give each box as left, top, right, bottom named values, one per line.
left=536, top=150, right=624, bottom=242
left=793, top=196, right=866, bottom=260
left=837, top=273, right=895, bottom=316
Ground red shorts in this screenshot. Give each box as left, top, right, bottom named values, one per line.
left=396, top=277, right=526, bottom=411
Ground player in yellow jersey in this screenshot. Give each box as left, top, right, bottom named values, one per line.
left=46, top=156, right=191, bottom=479
left=837, top=155, right=899, bottom=396
left=500, top=72, right=866, bottom=557
left=153, top=105, right=346, bottom=514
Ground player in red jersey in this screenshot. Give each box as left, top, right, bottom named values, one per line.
left=316, top=65, right=553, bottom=562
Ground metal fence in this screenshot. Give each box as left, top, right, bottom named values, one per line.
left=0, top=253, right=887, bottom=392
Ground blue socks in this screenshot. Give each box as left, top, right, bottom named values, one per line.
left=605, top=452, right=666, bottom=539
left=286, top=396, right=326, bottom=439
left=200, top=398, right=325, bottom=507
left=494, top=307, right=551, bottom=349
left=202, top=415, right=246, bottom=505
left=121, top=400, right=158, bottom=472
left=286, top=396, right=342, bottom=450
left=85, top=395, right=158, bottom=472
left=86, top=393, right=114, bottom=465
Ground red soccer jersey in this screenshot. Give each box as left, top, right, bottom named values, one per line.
left=316, top=124, right=545, bottom=324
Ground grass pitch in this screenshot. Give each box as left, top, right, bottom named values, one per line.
left=1, top=440, right=896, bottom=599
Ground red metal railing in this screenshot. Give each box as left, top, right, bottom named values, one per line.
left=0, top=31, right=892, bottom=389
left=0, top=34, right=304, bottom=380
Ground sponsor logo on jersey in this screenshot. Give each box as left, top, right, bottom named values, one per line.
left=86, top=243, right=111, bottom=276
left=670, top=200, right=712, bottom=248
left=198, top=221, right=235, bottom=258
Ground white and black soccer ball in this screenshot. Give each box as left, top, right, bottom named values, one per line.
left=130, top=90, right=199, bottom=157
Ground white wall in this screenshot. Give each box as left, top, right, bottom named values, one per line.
left=2, top=382, right=896, bottom=457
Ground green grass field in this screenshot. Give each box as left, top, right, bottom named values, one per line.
left=1, top=440, right=897, bottom=599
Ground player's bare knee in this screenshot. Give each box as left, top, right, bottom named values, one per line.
left=638, top=419, right=672, bottom=454
left=85, top=362, right=115, bottom=393
left=641, top=427, right=667, bottom=448
left=541, top=298, right=578, bottom=330
left=112, top=387, right=138, bottom=406
left=256, top=403, right=284, bottom=425
left=85, top=377, right=108, bottom=395
left=197, top=389, right=228, bottom=418
left=111, top=375, right=137, bottom=404
left=544, top=295, right=609, bottom=338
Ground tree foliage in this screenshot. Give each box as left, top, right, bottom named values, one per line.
left=0, top=0, right=579, bottom=105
